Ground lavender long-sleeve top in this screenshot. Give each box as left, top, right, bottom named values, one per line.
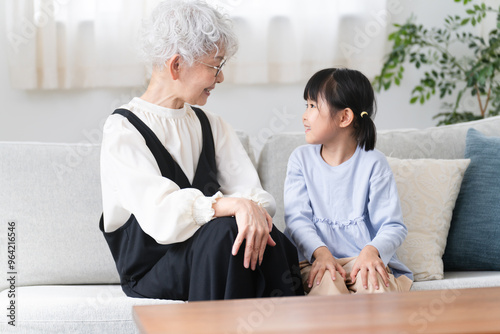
left=284, top=144, right=412, bottom=279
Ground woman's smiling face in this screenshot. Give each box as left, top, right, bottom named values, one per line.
left=178, top=52, right=226, bottom=106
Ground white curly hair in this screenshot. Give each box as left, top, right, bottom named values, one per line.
left=140, top=0, right=238, bottom=69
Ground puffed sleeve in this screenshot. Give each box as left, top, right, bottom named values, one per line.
left=100, top=115, right=222, bottom=244
left=206, top=112, right=276, bottom=217
left=283, top=150, right=326, bottom=262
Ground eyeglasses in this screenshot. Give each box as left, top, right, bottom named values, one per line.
left=198, top=58, right=226, bottom=77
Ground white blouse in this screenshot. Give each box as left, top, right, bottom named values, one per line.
left=100, top=97, right=275, bottom=244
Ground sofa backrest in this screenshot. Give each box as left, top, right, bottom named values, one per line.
left=258, top=116, right=500, bottom=231
left=376, top=116, right=500, bottom=159
left=0, top=142, right=118, bottom=291
left=0, top=131, right=254, bottom=289
left=2, top=117, right=499, bottom=289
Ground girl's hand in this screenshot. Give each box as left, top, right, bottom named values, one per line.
left=213, top=197, right=275, bottom=271
left=308, top=246, right=346, bottom=288
left=350, top=245, right=389, bottom=290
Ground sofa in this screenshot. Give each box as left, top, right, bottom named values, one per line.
left=1, top=115, right=500, bottom=334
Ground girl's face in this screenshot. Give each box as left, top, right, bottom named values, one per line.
left=178, top=52, right=226, bottom=106
left=302, top=97, right=339, bottom=145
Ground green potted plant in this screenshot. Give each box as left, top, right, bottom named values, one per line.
left=373, top=0, right=500, bottom=125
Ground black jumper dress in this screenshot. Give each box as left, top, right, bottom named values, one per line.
left=99, top=107, right=304, bottom=301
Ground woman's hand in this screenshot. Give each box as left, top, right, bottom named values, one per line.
left=308, top=246, right=346, bottom=288
left=213, top=197, right=275, bottom=270
left=350, top=245, right=389, bottom=290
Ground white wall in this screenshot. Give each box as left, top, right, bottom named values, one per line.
left=0, top=0, right=468, bottom=152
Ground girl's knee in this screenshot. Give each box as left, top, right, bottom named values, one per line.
left=351, top=271, right=392, bottom=294
left=308, top=270, right=349, bottom=296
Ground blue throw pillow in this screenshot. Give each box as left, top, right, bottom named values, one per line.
left=443, top=128, right=500, bottom=271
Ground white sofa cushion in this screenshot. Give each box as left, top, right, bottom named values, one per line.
left=410, top=271, right=500, bottom=291
left=0, top=285, right=181, bottom=333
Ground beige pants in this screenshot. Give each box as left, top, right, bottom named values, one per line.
left=300, top=257, right=413, bottom=296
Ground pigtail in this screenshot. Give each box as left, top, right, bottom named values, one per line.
left=336, top=68, right=377, bottom=151
left=356, top=110, right=376, bottom=151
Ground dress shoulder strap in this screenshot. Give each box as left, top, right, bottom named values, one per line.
left=111, top=106, right=219, bottom=195
left=112, top=108, right=176, bottom=179
left=190, top=106, right=217, bottom=174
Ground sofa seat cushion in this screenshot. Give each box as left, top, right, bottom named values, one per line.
left=0, top=285, right=182, bottom=333
left=410, top=271, right=500, bottom=291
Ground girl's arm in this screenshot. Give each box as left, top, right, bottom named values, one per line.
left=351, top=165, right=407, bottom=289
left=366, top=170, right=407, bottom=265
left=284, top=153, right=346, bottom=286
left=284, top=154, right=326, bottom=263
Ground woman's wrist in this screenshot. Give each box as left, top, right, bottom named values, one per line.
left=214, top=196, right=264, bottom=217
left=193, top=192, right=223, bottom=225
left=212, top=196, right=243, bottom=218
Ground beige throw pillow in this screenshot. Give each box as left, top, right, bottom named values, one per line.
left=387, top=157, right=470, bottom=281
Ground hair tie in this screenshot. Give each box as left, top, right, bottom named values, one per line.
left=360, top=111, right=368, bottom=118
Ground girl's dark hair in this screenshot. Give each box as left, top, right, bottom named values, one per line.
left=303, top=68, right=377, bottom=151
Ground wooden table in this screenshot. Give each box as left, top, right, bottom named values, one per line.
left=133, top=287, right=500, bottom=334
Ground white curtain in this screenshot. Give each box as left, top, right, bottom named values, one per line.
left=216, top=0, right=392, bottom=84
left=5, top=0, right=154, bottom=89
left=5, top=0, right=391, bottom=89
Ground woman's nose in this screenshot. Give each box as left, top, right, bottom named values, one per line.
left=216, top=70, right=224, bottom=84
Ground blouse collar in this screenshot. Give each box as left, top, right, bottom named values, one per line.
left=129, top=97, right=190, bottom=118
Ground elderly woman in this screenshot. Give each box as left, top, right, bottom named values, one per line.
left=99, top=0, right=303, bottom=301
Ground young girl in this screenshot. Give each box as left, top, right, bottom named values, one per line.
left=284, top=68, right=413, bottom=295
